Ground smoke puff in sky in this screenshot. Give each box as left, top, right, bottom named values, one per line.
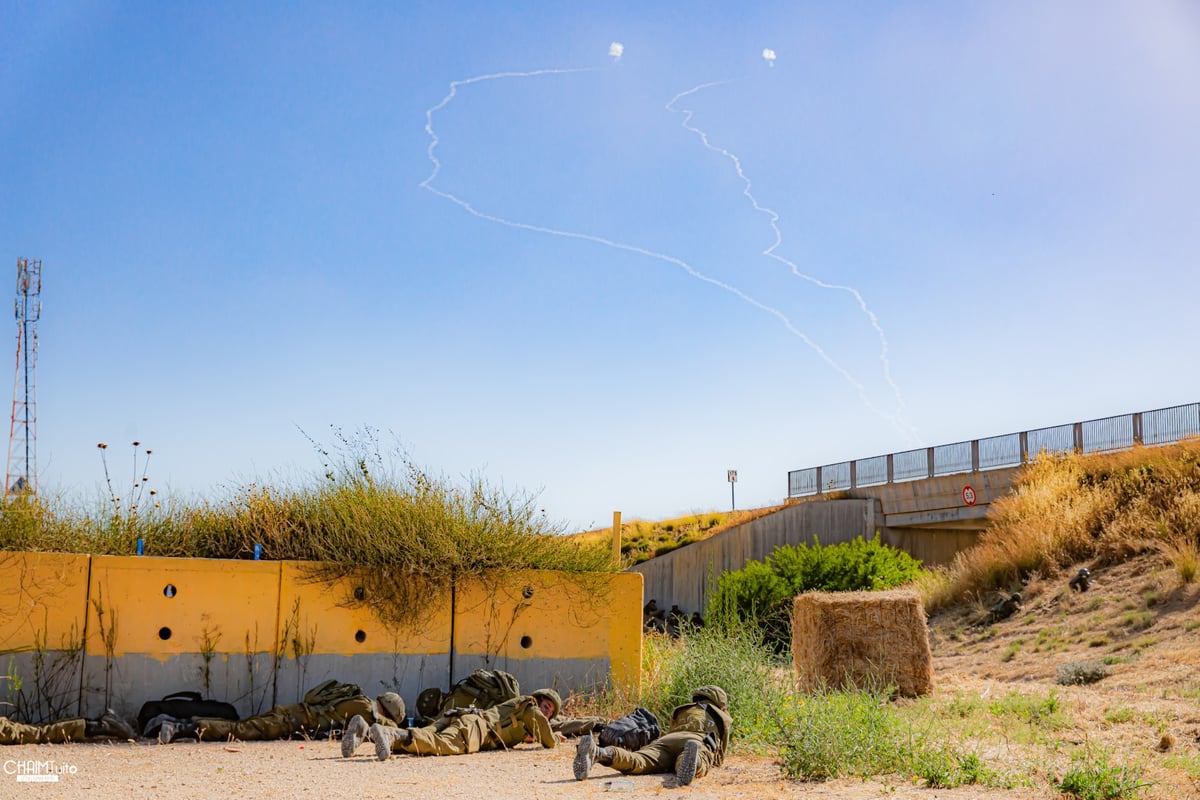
left=609, top=41, right=624, bottom=60
left=762, top=48, right=776, bottom=64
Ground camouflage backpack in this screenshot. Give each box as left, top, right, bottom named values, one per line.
left=303, top=679, right=364, bottom=709
left=440, top=669, right=520, bottom=714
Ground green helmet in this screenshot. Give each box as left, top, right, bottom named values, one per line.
left=376, top=692, right=405, bottom=722
left=416, top=687, right=444, bottom=719
left=691, top=685, right=728, bottom=710
left=531, top=688, right=562, bottom=719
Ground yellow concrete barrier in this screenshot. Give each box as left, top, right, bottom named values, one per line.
left=277, top=562, right=451, bottom=656
left=1, top=552, right=641, bottom=716
left=453, top=570, right=642, bottom=693
left=85, top=555, right=281, bottom=657
left=0, top=552, right=89, bottom=653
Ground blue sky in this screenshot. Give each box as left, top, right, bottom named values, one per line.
left=2, top=1, right=1198, bottom=531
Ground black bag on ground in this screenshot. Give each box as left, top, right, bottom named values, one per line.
left=137, top=691, right=239, bottom=732
left=598, top=707, right=661, bottom=750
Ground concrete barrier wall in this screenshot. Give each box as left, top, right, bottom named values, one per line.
left=452, top=571, right=642, bottom=694
left=629, top=499, right=881, bottom=617
left=0, top=552, right=90, bottom=724
left=274, top=562, right=454, bottom=710
left=0, top=553, right=641, bottom=724
left=82, top=556, right=281, bottom=719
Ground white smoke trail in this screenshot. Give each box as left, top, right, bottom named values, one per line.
left=420, top=68, right=900, bottom=423
left=667, top=82, right=919, bottom=444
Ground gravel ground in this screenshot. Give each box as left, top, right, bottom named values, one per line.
left=2, top=738, right=1035, bottom=800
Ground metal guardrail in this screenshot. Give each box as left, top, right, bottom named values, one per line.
left=787, top=402, right=1200, bottom=497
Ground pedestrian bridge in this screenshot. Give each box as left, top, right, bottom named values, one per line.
left=632, top=402, right=1200, bottom=615
left=786, top=401, right=1200, bottom=541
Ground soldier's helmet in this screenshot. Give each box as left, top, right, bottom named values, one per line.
left=1077, top=568, right=1090, bottom=577
left=531, top=688, right=562, bottom=719
left=1011, top=593, right=1022, bottom=602
left=416, top=687, right=444, bottom=719
left=377, top=692, right=405, bottom=722
left=691, top=685, right=728, bottom=710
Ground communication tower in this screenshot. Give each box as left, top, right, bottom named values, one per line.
left=6, top=258, right=41, bottom=497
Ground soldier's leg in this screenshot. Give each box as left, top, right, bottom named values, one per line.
left=0, top=717, right=87, bottom=745
left=401, top=715, right=488, bottom=757
left=195, top=707, right=297, bottom=741
left=607, top=738, right=680, bottom=775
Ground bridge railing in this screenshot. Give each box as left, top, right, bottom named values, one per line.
left=787, top=401, right=1200, bottom=498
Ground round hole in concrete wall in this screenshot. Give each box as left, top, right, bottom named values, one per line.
left=521, top=586, right=534, bottom=599
left=163, top=584, right=177, bottom=598
left=158, top=627, right=172, bottom=640
left=355, top=629, right=366, bottom=643
left=520, top=635, right=533, bottom=649
left=353, top=586, right=365, bottom=601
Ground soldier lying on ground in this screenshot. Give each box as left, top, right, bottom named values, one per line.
left=1, top=709, right=136, bottom=745
left=1069, top=568, right=1091, bottom=592
left=342, top=688, right=559, bottom=761
left=986, top=592, right=1022, bottom=624
left=573, top=685, right=732, bottom=787
left=151, top=680, right=403, bottom=744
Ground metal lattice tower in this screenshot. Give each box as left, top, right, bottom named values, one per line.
left=6, top=258, right=41, bottom=497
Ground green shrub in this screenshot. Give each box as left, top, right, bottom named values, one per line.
left=776, top=686, right=985, bottom=784
left=1057, top=752, right=1144, bottom=799
left=707, top=533, right=925, bottom=651
left=1057, top=660, right=1112, bottom=686
left=638, top=620, right=790, bottom=751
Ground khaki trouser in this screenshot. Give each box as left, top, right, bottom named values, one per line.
left=399, top=714, right=492, bottom=756
left=608, top=731, right=715, bottom=779
left=552, top=716, right=606, bottom=738
left=194, top=696, right=375, bottom=742
left=0, top=717, right=87, bottom=745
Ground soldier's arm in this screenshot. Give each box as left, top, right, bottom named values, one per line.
left=519, top=701, right=556, bottom=748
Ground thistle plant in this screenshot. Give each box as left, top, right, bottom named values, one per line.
left=97, top=440, right=155, bottom=521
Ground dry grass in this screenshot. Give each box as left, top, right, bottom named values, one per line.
left=0, top=430, right=615, bottom=629
left=570, top=506, right=785, bottom=566
left=920, top=439, right=1200, bottom=611
left=792, top=589, right=932, bottom=697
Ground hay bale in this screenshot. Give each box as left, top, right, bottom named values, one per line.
left=792, top=588, right=932, bottom=697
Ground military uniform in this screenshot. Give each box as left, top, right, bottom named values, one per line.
left=0, top=717, right=86, bottom=745
left=164, top=684, right=402, bottom=743
left=987, top=592, right=1022, bottom=623
left=574, top=686, right=733, bottom=786
left=552, top=715, right=607, bottom=738
left=394, top=695, right=555, bottom=757
left=2, top=709, right=134, bottom=745
left=607, top=698, right=730, bottom=778
left=193, top=695, right=381, bottom=741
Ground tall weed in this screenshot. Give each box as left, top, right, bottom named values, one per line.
left=922, top=440, right=1200, bottom=611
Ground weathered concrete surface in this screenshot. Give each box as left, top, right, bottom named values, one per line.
left=629, top=500, right=883, bottom=618
left=1, top=554, right=641, bottom=724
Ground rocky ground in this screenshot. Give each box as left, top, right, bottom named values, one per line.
left=5, top=554, right=1197, bottom=800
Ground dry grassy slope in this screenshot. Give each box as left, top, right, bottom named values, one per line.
left=926, top=552, right=1200, bottom=797
left=929, top=554, right=1199, bottom=690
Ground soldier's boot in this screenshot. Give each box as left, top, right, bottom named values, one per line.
left=574, top=734, right=612, bottom=781
left=158, top=719, right=199, bottom=744
left=676, top=740, right=701, bottom=786
left=370, top=723, right=410, bottom=762
left=141, top=713, right=176, bottom=739
left=84, top=709, right=137, bottom=740
left=341, top=714, right=370, bottom=758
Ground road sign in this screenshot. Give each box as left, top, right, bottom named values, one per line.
left=962, top=485, right=977, bottom=506
left=727, top=470, right=737, bottom=483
